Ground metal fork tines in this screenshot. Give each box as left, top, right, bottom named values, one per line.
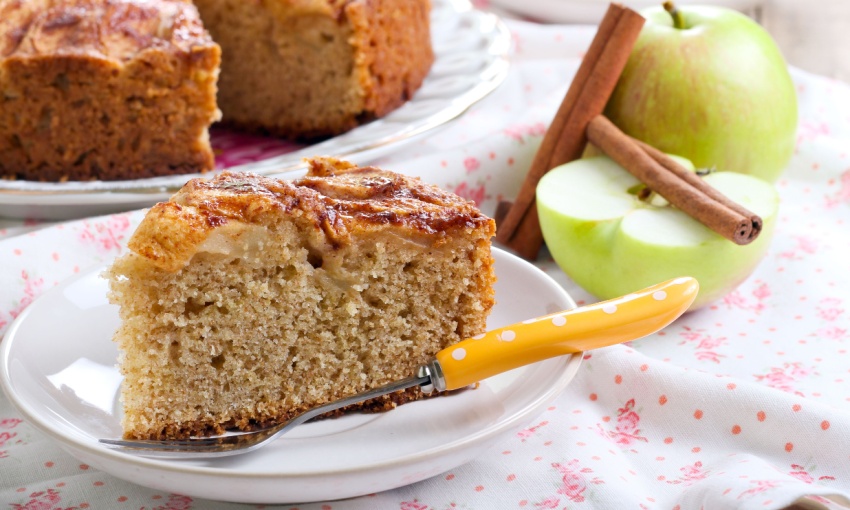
left=99, top=373, right=432, bottom=459
left=100, top=430, right=281, bottom=458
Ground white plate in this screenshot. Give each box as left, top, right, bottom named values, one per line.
left=0, top=0, right=510, bottom=220
left=0, top=248, right=580, bottom=504
left=490, top=0, right=762, bottom=23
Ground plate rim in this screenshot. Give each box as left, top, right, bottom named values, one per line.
left=0, top=247, right=581, bottom=482
left=0, top=0, right=512, bottom=204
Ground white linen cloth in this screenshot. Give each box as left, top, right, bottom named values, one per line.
left=2, top=17, right=850, bottom=510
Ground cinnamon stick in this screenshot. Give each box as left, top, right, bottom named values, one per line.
left=634, top=139, right=763, bottom=237
left=586, top=115, right=761, bottom=245
left=495, top=3, right=645, bottom=260
left=494, top=199, right=513, bottom=228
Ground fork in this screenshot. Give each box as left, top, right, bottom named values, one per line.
left=100, top=373, right=428, bottom=459
left=100, top=277, right=698, bottom=458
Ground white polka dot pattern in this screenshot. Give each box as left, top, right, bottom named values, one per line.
left=499, top=330, right=516, bottom=342
left=451, top=348, right=466, bottom=361
left=434, top=278, right=698, bottom=392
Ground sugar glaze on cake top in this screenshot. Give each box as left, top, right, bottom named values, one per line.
left=0, top=0, right=213, bottom=61
left=128, top=157, right=494, bottom=272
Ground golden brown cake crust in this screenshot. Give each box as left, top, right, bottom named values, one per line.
left=346, top=0, right=434, bottom=119
left=0, top=0, right=220, bottom=181
left=151, top=385, right=433, bottom=440
left=192, top=0, right=434, bottom=139
left=0, top=0, right=211, bottom=60
left=130, top=157, right=494, bottom=272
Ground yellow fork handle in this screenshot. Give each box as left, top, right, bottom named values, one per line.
left=434, top=277, right=699, bottom=391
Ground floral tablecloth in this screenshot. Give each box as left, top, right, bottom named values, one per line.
left=2, top=14, right=850, bottom=510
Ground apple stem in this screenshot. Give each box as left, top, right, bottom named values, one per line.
left=663, top=1, right=687, bottom=29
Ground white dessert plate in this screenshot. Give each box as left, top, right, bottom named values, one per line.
left=0, top=248, right=580, bottom=504
left=0, top=0, right=511, bottom=220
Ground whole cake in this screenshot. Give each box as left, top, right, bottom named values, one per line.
left=0, top=0, right=220, bottom=181
left=192, top=0, right=434, bottom=139
left=106, top=158, right=496, bottom=440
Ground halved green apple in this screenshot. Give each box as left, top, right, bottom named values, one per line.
left=536, top=155, right=778, bottom=309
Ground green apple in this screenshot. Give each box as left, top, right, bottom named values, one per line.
left=536, top=155, right=778, bottom=309
left=604, top=4, right=797, bottom=183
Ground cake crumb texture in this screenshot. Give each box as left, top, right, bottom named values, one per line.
left=106, top=158, right=496, bottom=440
left=192, top=0, right=434, bottom=139
left=0, top=0, right=221, bottom=181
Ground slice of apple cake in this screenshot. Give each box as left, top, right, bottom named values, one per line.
left=106, top=157, right=496, bottom=440
left=0, top=0, right=221, bottom=181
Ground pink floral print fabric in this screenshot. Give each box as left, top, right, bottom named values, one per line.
left=2, top=18, right=850, bottom=510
